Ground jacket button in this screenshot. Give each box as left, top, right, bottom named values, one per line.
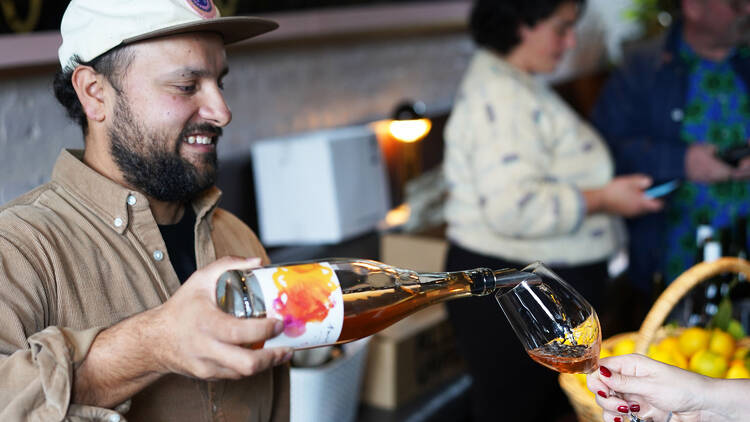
left=153, top=250, right=164, bottom=261
left=113, top=217, right=123, bottom=228
left=127, top=195, right=137, bottom=206
left=671, top=108, right=683, bottom=122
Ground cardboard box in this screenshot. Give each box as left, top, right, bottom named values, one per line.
left=359, top=232, right=462, bottom=409
left=379, top=231, right=448, bottom=273
left=251, top=126, right=390, bottom=246
left=360, top=304, right=464, bottom=409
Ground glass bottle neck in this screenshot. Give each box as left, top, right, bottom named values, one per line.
left=429, top=267, right=540, bottom=296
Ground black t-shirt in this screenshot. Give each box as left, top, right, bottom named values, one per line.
left=158, top=206, right=197, bottom=284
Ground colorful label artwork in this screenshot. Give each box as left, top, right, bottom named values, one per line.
left=253, top=262, right=343, bottom=348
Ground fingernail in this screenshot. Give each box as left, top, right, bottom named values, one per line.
left=614, top=418, right=622, bottom=422
left=617, top=406, right=628, bottom=413
left=630, top=404, right=640, bottom=413
left=597, top=391, right=607, bottom=398
left=282, top=349, right=294, bottom=363
left=274, top=320, right=284, bottom=336
left=600, top=366, right=612, bottom=377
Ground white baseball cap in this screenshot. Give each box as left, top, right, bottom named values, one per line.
left=58, top=0, right=278, bottom=71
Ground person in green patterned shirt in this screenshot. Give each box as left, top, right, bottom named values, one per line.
left=593, top=0, right=750, bottom=295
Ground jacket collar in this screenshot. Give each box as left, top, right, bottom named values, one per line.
left=51, top=149, right=222, bottom=234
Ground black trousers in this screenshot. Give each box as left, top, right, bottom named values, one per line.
left=444, top=242, right=608, bottom=422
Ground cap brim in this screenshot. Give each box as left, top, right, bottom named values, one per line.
left=123, top=16, right=278, bottom=46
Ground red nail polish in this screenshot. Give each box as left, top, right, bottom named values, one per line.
left=614, top=418, right=622, bottom=422
left=630, top=404, right=641, bottom=412
left=600, top=366, right=612, bottom=377
left=617, top=406, right=628, bottom=413
left=597, top=390, right=607, bottom=398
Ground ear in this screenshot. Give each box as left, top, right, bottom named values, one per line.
left=71, top=66, right=107, bottom=123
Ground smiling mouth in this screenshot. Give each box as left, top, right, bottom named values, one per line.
left=184, top=135, right=216, bottom=145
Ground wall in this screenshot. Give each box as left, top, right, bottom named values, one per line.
left=0, top=0, right=646, bottom=211
left=0, top=5, right=475, bottom=209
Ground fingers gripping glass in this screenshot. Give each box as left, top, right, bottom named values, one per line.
left=495, top=263, right=648, bottom=422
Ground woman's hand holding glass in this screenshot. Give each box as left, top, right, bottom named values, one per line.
left=495, top=263, right=646, bottom=422
left=587, top=353, right=750, bottom=422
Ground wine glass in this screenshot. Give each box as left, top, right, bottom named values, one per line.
left=495, top=262, right=647, bottom=422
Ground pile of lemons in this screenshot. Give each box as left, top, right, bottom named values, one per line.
left=575, top=327, right=749, bottom=389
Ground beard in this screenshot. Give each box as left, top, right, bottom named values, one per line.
left=108, top=95, right=221, bottom=202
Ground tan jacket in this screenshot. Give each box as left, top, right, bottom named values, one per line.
left=0, top=150, right=289, bottom=421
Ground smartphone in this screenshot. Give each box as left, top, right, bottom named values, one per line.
left=718, top=145, right=750, bottom=166
left=644, top=179, right=681, bottom=199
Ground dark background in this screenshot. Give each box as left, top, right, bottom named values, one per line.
left=0, top=0, right=454, bottom=34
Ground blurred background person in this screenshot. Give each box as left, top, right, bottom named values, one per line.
left=593, top=0, right=750, bottom=297
left=442, top=0, right=663, bottom=420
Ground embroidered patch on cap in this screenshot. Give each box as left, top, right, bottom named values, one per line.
left=186, top=0, right=218, bottom=18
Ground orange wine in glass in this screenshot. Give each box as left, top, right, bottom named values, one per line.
left=496, top=262, right=645, bottom=422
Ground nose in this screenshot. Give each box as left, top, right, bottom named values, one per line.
left=199, top=85, right=232, bottom=127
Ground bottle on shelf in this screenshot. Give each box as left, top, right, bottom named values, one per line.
left=681, top=221, right=722, bottom=327
left=728, top=216, right=750, bottom=333
left=215, top=258, right=540, bottom=349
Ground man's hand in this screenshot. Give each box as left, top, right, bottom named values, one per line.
left=686, top=144, right=732, bottom=183
left=151, top=256, right=292, bottom=380
left=74, top=256, right=292, bottom=407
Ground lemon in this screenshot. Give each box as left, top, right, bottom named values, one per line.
left=613, top=338, right=636, bottom=356
left=648, top=346, right=688, bottom=370
left=733, top=346, right=749, bottom=361
left=726, top=360, right=750, bottom=379
left=678, top=327, right=711, bottom=358
left=657, top=336, right=681, bottom=355
left=672, top=350, right=689, bottom=369
left=708, top=329, right=736, bottom=360
left=689, top=349, right=728, bottom=378
left=727, top=319, right=746, bottom=340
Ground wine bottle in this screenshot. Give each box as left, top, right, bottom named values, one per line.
left=215, top=258, right=539, bottom=349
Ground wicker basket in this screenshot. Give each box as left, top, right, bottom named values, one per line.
left=559, top=257, right=750, bottom=422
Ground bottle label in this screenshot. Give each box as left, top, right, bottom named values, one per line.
left=252, top=262, right=344, bottom=349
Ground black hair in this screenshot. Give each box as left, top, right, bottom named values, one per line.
left=469, top=0, right=585, bottom=54
left=52, top=45, right=135, bottom=136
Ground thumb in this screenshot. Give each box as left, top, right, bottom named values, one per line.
left=631, top=174, right=653, bottom=189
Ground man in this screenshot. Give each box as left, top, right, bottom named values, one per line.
left=0, top=1, right=292, bottom=420
left=593, top=0, right=750, bottom=294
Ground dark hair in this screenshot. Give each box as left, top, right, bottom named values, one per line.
left=469, top=0, right=585, bottom=54
left=53, top=46, right=135, bottom=136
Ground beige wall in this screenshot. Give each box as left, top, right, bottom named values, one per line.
left=0, top=29, right=474, bottom=205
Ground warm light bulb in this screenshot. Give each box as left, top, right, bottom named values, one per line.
left=388, top=118, right=432, bottom=143
left=381, top=203, right=411, bottom=229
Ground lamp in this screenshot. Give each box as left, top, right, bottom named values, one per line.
left=388, top=101, right=432, bottom=144
left=370, top=100, right=433, bottom=223
left=388, top=101, right=432, bottom=197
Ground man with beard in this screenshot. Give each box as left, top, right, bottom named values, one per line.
left=0, top=1, right=292, bottom=421
left=593, top=0, right=750, bottom=300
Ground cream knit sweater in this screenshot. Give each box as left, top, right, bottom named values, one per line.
left=444, top=49, right=623, bottom=266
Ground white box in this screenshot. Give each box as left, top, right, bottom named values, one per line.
left=251, top=126, right=390, bottom=245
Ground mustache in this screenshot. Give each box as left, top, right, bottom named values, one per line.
left=180, top=123, right=223, bottom=138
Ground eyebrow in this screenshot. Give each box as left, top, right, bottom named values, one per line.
left=164, top=66, right=229, bottom=79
